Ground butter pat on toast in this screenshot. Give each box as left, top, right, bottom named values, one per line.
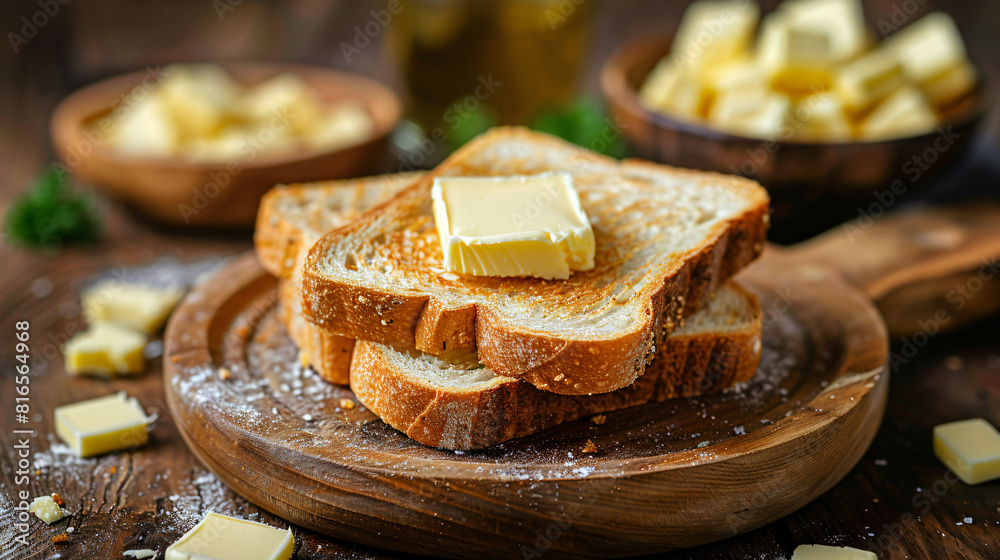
left=302, top=127, right=769, bottom=394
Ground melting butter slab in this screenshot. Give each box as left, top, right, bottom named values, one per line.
left=432, top=173, right=595, bottom=280
left=166, top=512, right=293, bottom=560
left=934, top=418, right=1000, bottom=485
left=28, top=495, right=67, bottom=524
left=792, top=544, right=877, bottom=559
left=54, top=392, right=153, bottom=457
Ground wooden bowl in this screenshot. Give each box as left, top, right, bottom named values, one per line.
left=50, top=63, right=402, bottom=228
left=601, top=36, right=991, bottom=243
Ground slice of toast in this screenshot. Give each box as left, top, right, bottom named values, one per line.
left=350, top=281, right=762, bottom=450
left=302, top=127, right=769, bottom=394
left=255, top=173, right=418, bottom=383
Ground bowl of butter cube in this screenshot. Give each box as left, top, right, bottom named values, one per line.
left=50, top=63, right=401, bottom=227
left=601, top=0, right=989, bottom=242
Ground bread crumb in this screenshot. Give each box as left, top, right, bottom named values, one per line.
left=582, top=439, right=598, bottom=453
left=52, top=533, right=69, bottom=544
left=218, top=367, right=231, bottom=381
left=171, top=356, right=180, bottom=363
left=50, top=493, right=64, bottom=506
left=591, top=414, right=606, bottom=425
left=554, top=373, right=565, bottom=382
left=339, top=398, right=355, bottom=410
left=111, top=467, right=117, bottom=474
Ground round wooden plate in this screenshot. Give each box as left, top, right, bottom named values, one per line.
left=164, top=252, right=889, bottom=559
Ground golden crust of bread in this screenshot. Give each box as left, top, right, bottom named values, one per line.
left=349, top=282, right=763, bottom=450
left=302, top=127, right=769, bottom=395
left=255, top=174, right=418, bottom=382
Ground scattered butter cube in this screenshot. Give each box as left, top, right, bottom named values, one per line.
left=29, top=495, right=68, bottom=524
left=432, top=173, right=595, bottom=280
left=55, top=392, right=153, bottom=457
left=836, top=48, right=905, bottom=114
left=123, top=550, right=158, bottom=559
left=888, top=12, right=967, bottom=85
left=933, top=418, right=1000, bottom=485
left=165, top=512, right=293, bottom=560
left=860, top=86, right=937, bottom=141
left=671, top=1, right=760, bottom=65
left=792, top=544, right=877, bottom=559
left=82, top=281, right=184, bottom=334
left=64, top=321, right=147, bottom=377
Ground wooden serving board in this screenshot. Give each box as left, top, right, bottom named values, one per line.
left=163, top=203, right=1000, bottom=559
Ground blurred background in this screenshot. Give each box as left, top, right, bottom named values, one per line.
left=0, top=0, right=998, bottom=244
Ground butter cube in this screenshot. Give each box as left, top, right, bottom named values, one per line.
left=159, top=64, right=242, bottom=140
left=639, top=59, right=684, bottom=111
left=934, top=418, right=1000, bottom=485
left=836, top=48, right=906, bottom=114
left=305, top=101, right=375, bottom=151
left=793, top=93, right=852, bottom=141
left=238, top=73, right=324, bottom=136
left=792, top=544, right=877, bottom=559
left=29, top=495, right=67, bottom=524
left=108, top=94, right=179, bottom=157
left=757, top=0, right=868, bottom=93
left=166, top=512, right=293, bottom=560
left=887, top=12, right=967, bottom=85
left=671, top=1, right=760, bottom=65
left=64, top=321, right=147, bottom=377
left=921, top=59, right=977, bottom=108
left=432, top=173, right=595, bottom=280
left=54, top=392, right=153, bottom=457
left=860, top=87, right=936, bottom=140
left=82, top=281, right=184, bottom=334
left=715, top=91, right=790, bottom=139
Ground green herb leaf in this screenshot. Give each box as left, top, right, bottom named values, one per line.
left=530, top=98, right=626, bottom=158
left=4, top=169, right=101, bottom=250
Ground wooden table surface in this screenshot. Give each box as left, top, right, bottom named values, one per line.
left=2, top=1, right=1000, bottom=559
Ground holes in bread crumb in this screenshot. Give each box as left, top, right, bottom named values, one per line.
left=344, top=253, right=358, bottom=271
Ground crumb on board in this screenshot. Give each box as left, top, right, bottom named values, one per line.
left=339, top=398, right=355, bottom=410
left=52, top=533, right=69, bottom=544
left=111, top=466, right=117, bottom=474
left=591, top=414, right=606, bottom=425
left=582, top=439, right=598, bottom=453
left=219, top=367, right=231, bottom=381
left=50, top=493, right=64, bottom=506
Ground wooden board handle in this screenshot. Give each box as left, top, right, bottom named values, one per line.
left=789, top=201, right=1000, bottom=338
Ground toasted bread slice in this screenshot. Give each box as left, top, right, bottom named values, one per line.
left=302, top=127, right=769, bottom=394
left=350, top=281, right=762, bottom=450
left=255, top=173, right=418, bottom=383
